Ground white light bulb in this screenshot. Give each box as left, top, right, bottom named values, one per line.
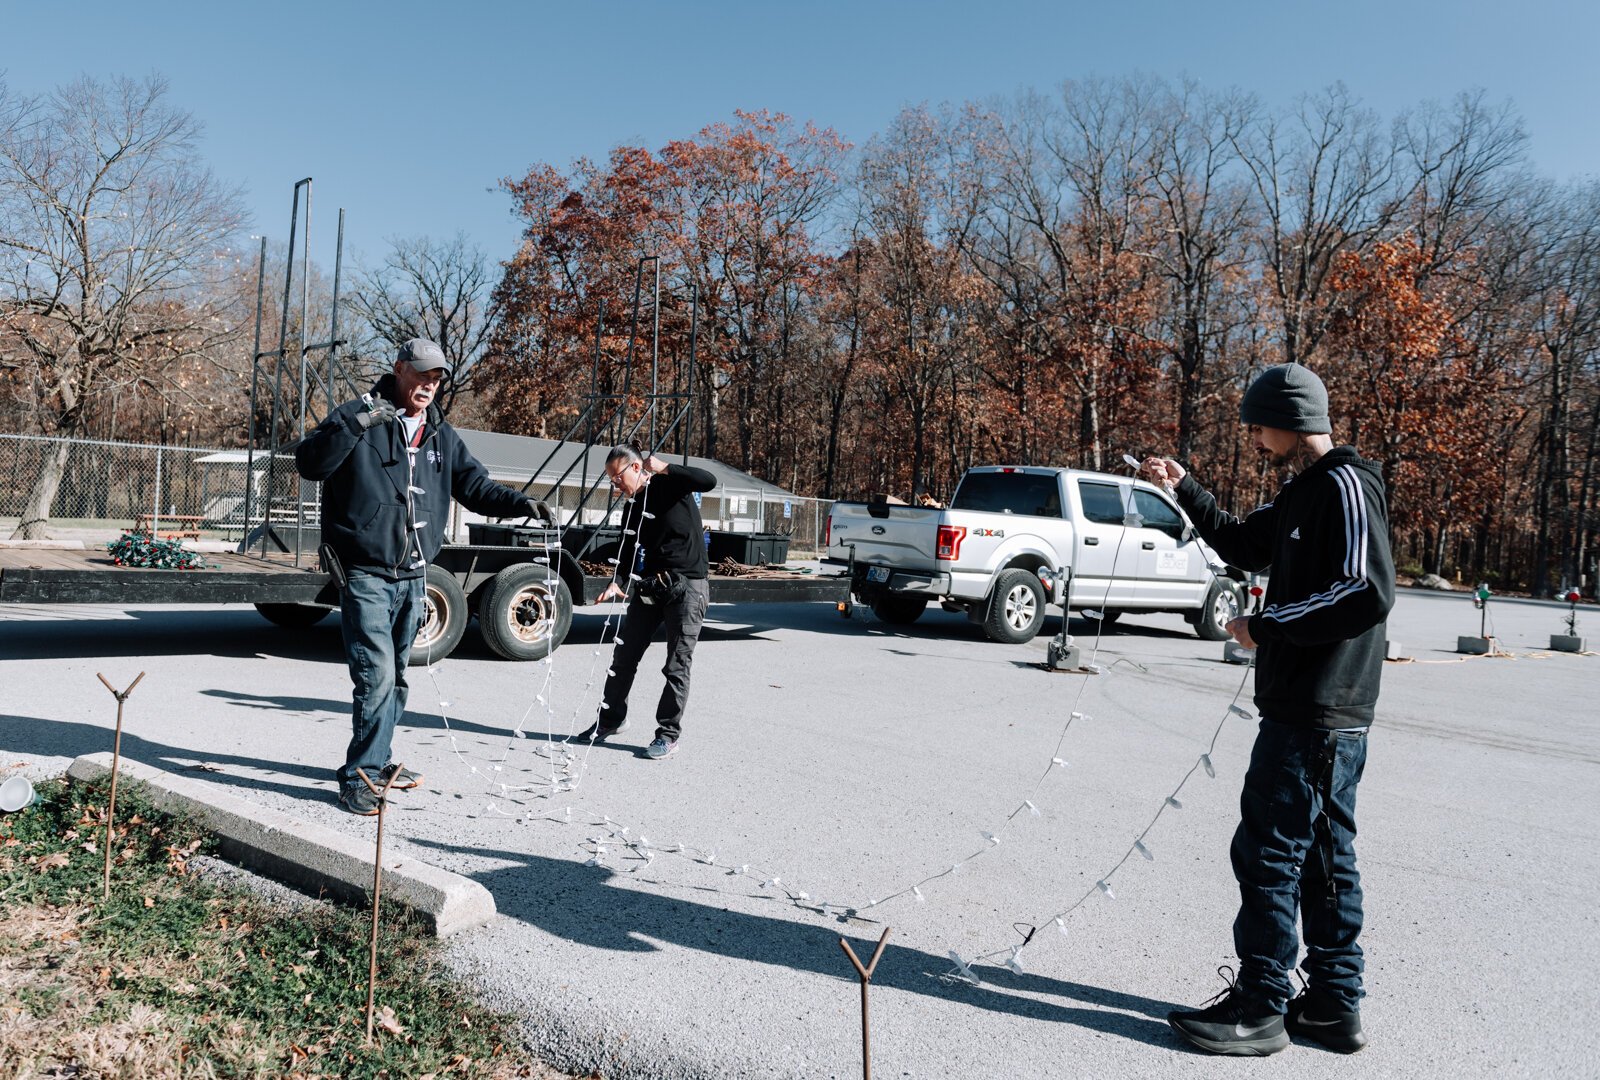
left=1097, top=880, right=1116, bottom=900
left=1135, top=839, right=1153, bottom=861
left=1201, top=753, right=1215, bottom=778
left=439, top=700, right=452, bottom=708
left=1084, top=609, right=1104, bottom=620
left=1055, top=916, right=1068, bottom=936
left=1024, top=800, right=1040, bottom=816
left=1228, top=704, right=1253, bottom=719
left=1007, top=946, right=1026, bottom=975
left=1052, top=757, right=1069, bottom=768
left=1166, top=796, right=1183, bottom=810
left=913, top=886, right=926, bottom=903
left=983, top=831, right=1000, bottom=846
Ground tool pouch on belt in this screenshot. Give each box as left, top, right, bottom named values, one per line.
left=318, top=543, right=348, bottom=591
left=639, top=569, right=688, bottom=606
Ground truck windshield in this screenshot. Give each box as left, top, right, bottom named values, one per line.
left=952, top=472, right=1062, bottom=516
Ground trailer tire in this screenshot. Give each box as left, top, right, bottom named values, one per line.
left=254, top=602, right=331, bottom=629
left=1189, top=578, right=1242, bottom=641
left=984, top=569, right=1047, bottom=644
left=871, top=593, right=928, bottom=625
left=479, top=564, right=574, bottom=661
left=410, top=566, right=469, bottom=665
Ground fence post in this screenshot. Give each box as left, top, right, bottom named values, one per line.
left=151, top=446, right=163, bottom=535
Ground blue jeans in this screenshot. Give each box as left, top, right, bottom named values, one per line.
left=336, top=572, right=423, bottom=794
left=1231, top=719, right=1368, bottom=1013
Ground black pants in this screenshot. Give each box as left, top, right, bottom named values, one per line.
left=598, top=576, right=709, bottom=741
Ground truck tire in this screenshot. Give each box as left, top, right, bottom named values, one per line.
left=479, top=564, right=574, bottom=661
left=871, top=593, right=928, bottom=625
left=984, top=568, right=1047, bottom=644
left=254, top=602, right=331, bottom=629
left=410, top=565, right=469, bottom=665
left=1189, top=578, right=1242, bottom=641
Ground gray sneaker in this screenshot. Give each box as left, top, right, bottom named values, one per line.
left=645, top=736, right=678, bottom=760
left=379, top=763, right=423, bottom=790
left=577, top=717, right=629, bottom=743
left=339, top=785, right=382, bottom=816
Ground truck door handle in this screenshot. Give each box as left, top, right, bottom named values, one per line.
left=1141, top=541, right=1155, bottom=550
left=1084, top=537, right=1099, bottom=546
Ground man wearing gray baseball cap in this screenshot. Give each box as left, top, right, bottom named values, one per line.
left=296, top=338, right=556, bottom=815
left=1143, top=362, right=1394, bottom=1056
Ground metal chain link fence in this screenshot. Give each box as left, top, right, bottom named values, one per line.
left=0, top=433, right=833, bottom=558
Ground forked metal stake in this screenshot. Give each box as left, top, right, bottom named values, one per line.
left=839, top=927, right=892, bottom=1080
left=355, top=764, right=402, bottom=1044
left=95, top=671, right=145, bottom=900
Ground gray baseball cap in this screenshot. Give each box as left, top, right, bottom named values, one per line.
left=397, top=337, right=451, bottom=376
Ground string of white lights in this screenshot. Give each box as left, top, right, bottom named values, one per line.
left=400, top=453, right=1262, bottom=967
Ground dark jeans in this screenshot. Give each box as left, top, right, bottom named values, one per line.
left=1231, top=718, right=1368, bottom=1013
left=598, top=576, right=709, bottom=741
left=335, top=571, right=423, bottom=794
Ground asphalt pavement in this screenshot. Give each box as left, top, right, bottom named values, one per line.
left=2, top=586, right=1596, bottom=1078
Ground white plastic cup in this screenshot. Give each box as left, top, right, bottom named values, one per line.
left=0, top=775, right=36, bottom=812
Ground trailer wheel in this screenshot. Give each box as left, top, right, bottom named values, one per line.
left=479, top=564, right=574, bottom=661
left=1189, top=578, right=1242, bottom=641
left=871, top=593, right=928, bottom=625
left=254, top=602, right=332, bottom=629
left=410, top=566, right=468, bottom=665
left=984, top=569, right=1047, bottom=644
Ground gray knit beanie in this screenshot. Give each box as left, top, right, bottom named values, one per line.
left=1239, top=363, right=1331, bottom=434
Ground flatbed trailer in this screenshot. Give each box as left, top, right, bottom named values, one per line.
left=0, top=543, right=847, bottom=664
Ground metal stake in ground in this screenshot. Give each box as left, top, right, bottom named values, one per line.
left=95, top=671, right=145, bottom=901
left=839, top=927, right=891, bottom=1080
left=355, top=764, right=401, bottom=1045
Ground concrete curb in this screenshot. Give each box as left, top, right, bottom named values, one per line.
left=66, top=753, right=495, bottom=937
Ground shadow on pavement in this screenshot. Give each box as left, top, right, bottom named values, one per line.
left=1, top=714, right=336, bottom=808
left=416, top=838, right=1185, bottom=1049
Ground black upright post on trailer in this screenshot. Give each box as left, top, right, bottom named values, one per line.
left=291, top=205, right=350, bottom=565
left=259, top=178, right=311, bottom=558
left=650, top=257, right=660, bottom=450
left=292, top=182, right=314, bottom=566
left=243, top=237, right=268, bottom=536
left=618, top=260, right=644, bottom=445
left=684, top=283, right=698, bottom=465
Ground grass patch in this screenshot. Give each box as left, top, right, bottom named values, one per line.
left=0, top=775, right=580, bottom=1079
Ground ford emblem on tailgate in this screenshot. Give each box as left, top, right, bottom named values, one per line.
left=872, top=525, right=886, bottom=535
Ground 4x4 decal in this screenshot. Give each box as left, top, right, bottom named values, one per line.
left=972, top=528, right=1005, bottom=538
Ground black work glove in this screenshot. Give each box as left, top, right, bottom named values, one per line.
left=523, top=498, right=557, bottom=525
left=356, top=396, right=399, bottom=429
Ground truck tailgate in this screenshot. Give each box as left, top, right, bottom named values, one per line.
left=827, top=503, right=941, bottom=568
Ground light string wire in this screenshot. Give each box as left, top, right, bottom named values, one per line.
left=407, top=456, right=1259, bottom=978
left=419, top=458, right=658, bottom=812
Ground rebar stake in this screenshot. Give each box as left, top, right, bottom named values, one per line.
left=839, top=927, right=891, bottom=1080
left=356, top=765, right=401, bottom=1045
left=95, top=672, right=144, bottom=900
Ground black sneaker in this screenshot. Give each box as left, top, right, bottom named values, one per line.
left=1168, top=968, right=1289, bottom=1056
left=379, top=763, right=423, bottom=790
left=339, top=785, right=382, bottom=816
left=575, top=717, right=629, bottom=743
left=1287, top=988, right=1366, bottom=1053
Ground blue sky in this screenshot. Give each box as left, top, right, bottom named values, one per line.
left=3, top=0, right=1595, bottom=271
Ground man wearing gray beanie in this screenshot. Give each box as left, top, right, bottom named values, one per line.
left=1142, top=362, right=1394, bottom=1056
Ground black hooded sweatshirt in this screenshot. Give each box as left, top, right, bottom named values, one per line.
left=1175, top=446, right=1395, bottom=728
left=613, top=463, right=718, bottom=580
left=294, top=374, right=529, bottom=579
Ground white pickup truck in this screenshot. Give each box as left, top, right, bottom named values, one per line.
left=824, top=465, right=1245, bottom=644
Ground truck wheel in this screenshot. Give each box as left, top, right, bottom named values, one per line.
left=410, top=565, right=468, bottom=665
left=480, top=564, right=574, bottom=661
left=254, top=602, right=331, bottom=629
left=871, top=594, right=928, bottom=625
left=984, top=569, right=1047, bottom=644
left=1190, top=579, right=1242, bottom=641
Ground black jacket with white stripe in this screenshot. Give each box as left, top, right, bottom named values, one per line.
left=1176, top=447, right=1395, bottom=728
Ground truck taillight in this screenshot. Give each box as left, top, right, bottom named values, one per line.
left=936, top=525, right=967, bottom=561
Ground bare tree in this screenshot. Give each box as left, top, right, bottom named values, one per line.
left=1230, top=83, right=1400, bottom=367
left=347, top=231, right=498, bottom=404
left=0, top=74, right=246, bottom=538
